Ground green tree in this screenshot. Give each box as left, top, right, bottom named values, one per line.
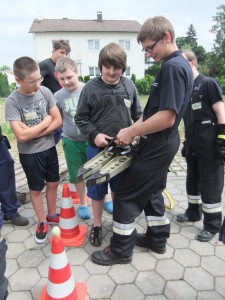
left=84, top=75, right=90, bottom=83
left=176, top=37, right=187, bottom=49
left=185, top=24, right=198, bottom=47
left=131, top=73, right=136, bottom=84
left=210, top=4, right=225, bottom=76
left=192, top=45, right=206, bottom=65
left=9, top=82, right=16, bottom=92
left=0, top=72, right=10, bottom=97
left=211, top=4, right=225, bottom=55
left=177, top=25, right=198, bottom=49
left=0, top=65, right=10, bottom=71
left=145, top=62, right=161, bottom=77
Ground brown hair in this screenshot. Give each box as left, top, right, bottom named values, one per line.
left=13, top=56, right=39, bottom=80
left=137, top=16, right=175, bottom=43
left=98, top=42, right=127, bottom=73
left=53, top=40, right=71, bottom=54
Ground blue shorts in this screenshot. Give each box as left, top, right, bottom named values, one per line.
left=19, top=146, right=59, bottom=191
left=87, top=145, right=123, bottom=201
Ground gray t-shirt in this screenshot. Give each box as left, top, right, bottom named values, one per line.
left=5, top=86, right=55, bottom=154
left=54, top=83, right=86, bottom=142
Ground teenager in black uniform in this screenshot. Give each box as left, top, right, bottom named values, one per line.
left=39, top=40, right=71, bottom=94
left=177, top=49, right=225, bottom=242
left=39, top=40, right=71, bottom=144
left=91, top=16, right=193, bottom=265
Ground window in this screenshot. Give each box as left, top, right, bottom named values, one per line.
left=125, top=67, right=131, bottom=77
left=119, top=40, right=131, bottom=51
left=88, top=40, right=100, bottom=51
left=89, top=67, right=100, bottom=77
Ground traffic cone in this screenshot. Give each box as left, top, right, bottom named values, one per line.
left=59, top=184, right=87, bottom=246
left=69, top=183, right=89, bottom=205
left=69, top=183, right=80, bottom=204
left=39, top=227, right=87, bottom=300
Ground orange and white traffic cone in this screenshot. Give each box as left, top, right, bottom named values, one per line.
left=59, top=184, right=87, bottom=246
left=69, top=183, right=89, bottom=205
left=39, top=226, right=87, bottom=300
left=69, top=183, right=80, bottom=204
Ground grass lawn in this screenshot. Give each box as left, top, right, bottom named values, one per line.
left=0, top=98, right=5, bottom=105
left=1, top=94, right=186, bottom=141
left=0, top=97, right=15, bottom=140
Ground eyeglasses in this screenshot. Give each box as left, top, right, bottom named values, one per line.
left=142, top=40, right=159, bottom=54
left=24, top=76, right=44, bottom=86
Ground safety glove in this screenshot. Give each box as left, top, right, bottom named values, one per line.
left=217, top=124, right=225, bottom=162
left=181, top=140, right=186, bottom=158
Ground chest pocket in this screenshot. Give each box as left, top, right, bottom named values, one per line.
left=191, top=83, right=203, bottom=122
left=191, top=81, right=216, bottom=124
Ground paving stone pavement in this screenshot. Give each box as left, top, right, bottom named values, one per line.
left=3, top=142, right=225, bottom=300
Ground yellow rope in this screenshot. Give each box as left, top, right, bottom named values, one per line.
left=163, top=189, right=174, bottom=209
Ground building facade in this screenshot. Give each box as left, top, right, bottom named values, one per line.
left=29, top=12, right=145, bottom=79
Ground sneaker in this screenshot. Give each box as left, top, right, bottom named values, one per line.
left=46, top=213, right=60, bottom=224
left=35, top=222, right=48, bottom=244
left=104, top=200, right=113, bottom=214
left=4, top=213, right=29, bottom=226
left=78, top=206, right=91, bottom=219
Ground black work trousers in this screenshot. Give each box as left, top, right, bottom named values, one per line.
left=0, top=238, right=8, bottom=300
left=186, top=149, right=223, bottom=233
left=110, top=134, right=179, bottom=258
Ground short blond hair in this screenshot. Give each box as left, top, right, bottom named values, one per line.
left=137, top=16, right=175, bottom=43
left=55, top=57, right=77, bottom=73
left=182, top=49, right=198, bottom=63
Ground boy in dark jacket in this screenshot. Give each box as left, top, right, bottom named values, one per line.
left=75, top=42, right=142, bottom=247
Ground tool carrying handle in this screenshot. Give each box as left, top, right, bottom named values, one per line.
left=106, top=137, right=139, bottom=156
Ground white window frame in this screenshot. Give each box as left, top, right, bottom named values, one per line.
left=125, top=66, right=131, bottom=77
left=89, top=67, right=100, bottom=77
left=88, top=40, right=100, bottom=51
left=119, top=40, right=131, bottom=51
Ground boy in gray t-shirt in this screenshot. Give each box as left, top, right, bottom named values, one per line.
left=54, top=57, right=91, bottom=219
left=5, top=56, right=62, bottom=244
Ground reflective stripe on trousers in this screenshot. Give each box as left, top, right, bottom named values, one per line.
left=187, top=194, right=202, bottom=204
left=113, top=221, right=136, bottom=236
left=146, top=213, right=170, bottom=227
left=202, top=202, right=222, bottom=214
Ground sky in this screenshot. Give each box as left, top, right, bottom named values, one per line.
left=0, top=0, right=224, bottom=69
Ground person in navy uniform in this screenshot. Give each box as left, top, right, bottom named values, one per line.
left=90, top=16, right=193, bottom=265
left=177, top=49, right=225, bottom=242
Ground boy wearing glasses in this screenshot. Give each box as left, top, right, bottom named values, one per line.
left=91, top=16, right=193, bottom=265
left=5, top=56, right=62, bottom=244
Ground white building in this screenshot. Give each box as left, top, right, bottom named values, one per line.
left=29, top=12, right=145, bottom=79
